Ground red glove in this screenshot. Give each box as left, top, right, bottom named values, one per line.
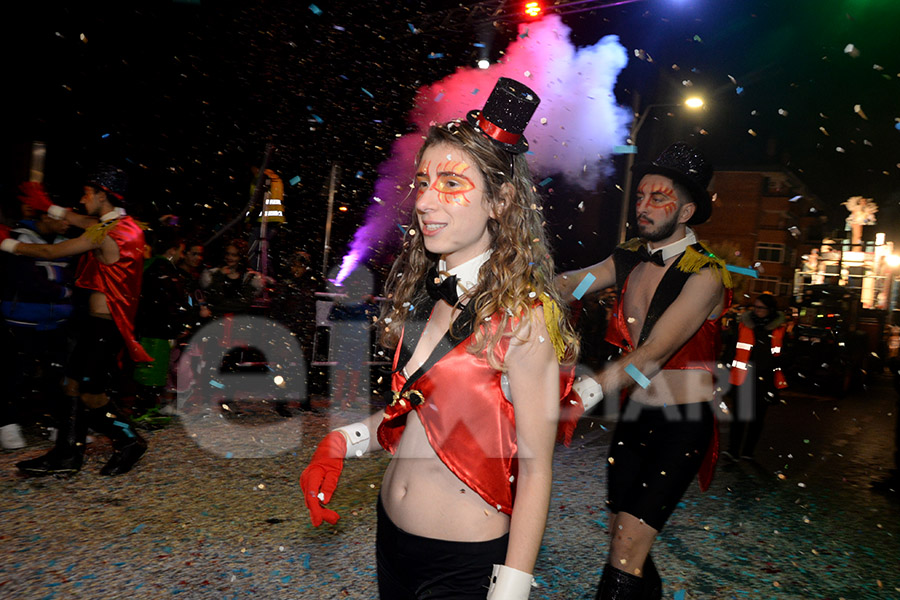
left=299, top=431, right=346, bottom=526
left=18, top=182, right=53, bottom=212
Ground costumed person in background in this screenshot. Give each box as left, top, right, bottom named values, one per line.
left=199, top=238, right=264, bottom=316
left=0, top=201, right=74, bottom=450
left=556, top=143, right=731, bottom=600
left=300, top=78, right=580, bottom=599
left=1, top=165, right=153, bottom=476
left=723, top=292, right=787, bottom=461
left=132, top=227, right=189, bottom=421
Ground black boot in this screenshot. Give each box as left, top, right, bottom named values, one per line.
left=641, top=554, right=662, bottom=600
left=16, top=396, right=87, bottom=476
left=596, top=564, right=645, bottom=600
left=86, top=403, right=147, bottom=476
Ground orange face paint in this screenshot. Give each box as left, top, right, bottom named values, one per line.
left=636, top=181, right=678, bottom=215
left=430, top=160, right=476, bottom=206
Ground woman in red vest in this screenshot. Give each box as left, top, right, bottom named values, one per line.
left=298, top=78, right=580, bottom=599
left=725, top=292, right=788, bottom=460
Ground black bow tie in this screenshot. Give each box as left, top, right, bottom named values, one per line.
left=636, top=245, right=666, bottom=266
left=425, top=267, right=459, bottom=305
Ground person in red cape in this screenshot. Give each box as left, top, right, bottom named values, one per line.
left=1, top=165, right=151, bottom=476
left=556, top=142, right=732, bottom=600
left=299, top=78, right=579, bottom=599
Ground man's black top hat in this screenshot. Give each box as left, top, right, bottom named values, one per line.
left=632, top=142, right=713, bottom=225
left=466, top=77, right=540, bottom=154
left=86, top=163, right=128, bottom=201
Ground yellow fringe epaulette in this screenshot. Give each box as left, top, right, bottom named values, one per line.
left=135, top=220, right=149, bottom=230
left=619, top=237, right=644, bottom=252
left=539, top=293, right=568, bottom=362
left=677, top=244, right=733, bottom=289
left=84, top=219, right=120, bottom=245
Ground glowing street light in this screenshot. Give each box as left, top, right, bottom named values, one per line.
left=617, top=95, right=706, bottom=243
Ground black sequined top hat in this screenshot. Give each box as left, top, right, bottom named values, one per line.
left=86, top=163, right=128, bottom=201
left=466, top=77, right=540, bottom=154
left=632, top=142, right=713, bottom=225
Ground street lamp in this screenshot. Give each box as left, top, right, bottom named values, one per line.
left=617, top=95, right=705, bottom=243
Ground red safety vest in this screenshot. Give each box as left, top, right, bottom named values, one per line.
left=729, top=322, right=788, bottom=389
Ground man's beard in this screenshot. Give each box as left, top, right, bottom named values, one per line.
left=638, top=213, right=679, bottom=242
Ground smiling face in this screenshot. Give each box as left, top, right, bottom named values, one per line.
left=224, top=244, right=241, bottom=268
left=414, top=143, right=495, bottom=269
left=634, top=174, right=694, bottom=245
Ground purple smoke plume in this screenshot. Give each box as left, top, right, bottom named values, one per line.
left=336, top=15, right=629, bottom=284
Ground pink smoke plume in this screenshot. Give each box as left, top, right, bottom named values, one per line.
left=335, top=15, right=629, bottom=284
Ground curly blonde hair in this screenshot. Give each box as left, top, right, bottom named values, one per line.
left=378, top=120, right=579, bottom=370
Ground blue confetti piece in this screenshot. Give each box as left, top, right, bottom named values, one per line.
left=625, top=363, right=651, bottom=388
left=895, top=122, right=900, bottom=131
left=471, top=88, right=479, bottom=95
left=725, top=264, right=758, bottom=278
left=736, top=86, right=744, bottom=94
left=519, top=28, right=529, bottom=39
left=308, top=4, right=322, bottom=15
left=539, top=177, right=553, bottom=187
left=674, top=590, right=686, bottom=600
left=427, top=52, right=444, bottom=59
left=613, top=144, right=638, bottom=154
left=101, top=133, right=110, bottom=139
left=397, top=224, right=408, bottom=234
left=209, top=379, right=225, bottom=389
left=408, top=23, right=416, bottom=33
left=361, top=87, right=373, bottom=98
left=355, top=171, right=364, bottom=179
left=434, top=92, right=444, bottom=102
left=225, top=452, right=234, bottom=459
left=571, top=273, right=595, bottom=300
left=301, top=553, right=311, bottom=569
left=289, top=175, right=301, bottom=186
left=473, top=42, right=485, bottom=48
left=311, top=114, right=323, bottom=124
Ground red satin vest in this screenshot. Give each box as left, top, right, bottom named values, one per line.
left=378, top=309, right=574, bottom=515
left=605, top=276, right=726, bottom=373
left=75, top=216, right=153, bottom=363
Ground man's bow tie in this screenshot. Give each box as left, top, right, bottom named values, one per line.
left=636, top=245, right=666, bottom=266
left=425, top=267, right=459, bottom=305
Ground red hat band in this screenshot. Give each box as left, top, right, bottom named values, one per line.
left=476, top=113, right=522, bottom=146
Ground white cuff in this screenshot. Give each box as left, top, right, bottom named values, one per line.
left=487, top=564, right=534, bottom=599
left=47, top=205, right=68, bottom=220
left=1, top=239, right=21, bottom=254
left=333, top=422, right=370, bottom=458
left=573, top=375, right=603, bottom=412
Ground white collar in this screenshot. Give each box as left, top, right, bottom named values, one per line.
left=100, top=207, right=126, bottom=222
left=647, top=227, right=697, bottom=262
left=438, top=250, right=492, bottom=299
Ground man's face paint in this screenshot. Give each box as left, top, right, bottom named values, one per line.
left=635, top=174, right=684, bottom=243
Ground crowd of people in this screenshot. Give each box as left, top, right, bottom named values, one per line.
left=0, top=172, right=323, bottom=471
left=4, top=75, right=891, bottom=600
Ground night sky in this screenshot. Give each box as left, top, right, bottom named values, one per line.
left=4, top=0, right=900, bottom=276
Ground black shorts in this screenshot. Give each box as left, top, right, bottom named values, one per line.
left=606, top=400, right=714, bottom=531
left=65, top=316, right=123, bottom=395
left=376, top=496, right=508, bottom=599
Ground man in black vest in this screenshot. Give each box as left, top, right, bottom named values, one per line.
left=557, top=142, right=731, bottom=599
